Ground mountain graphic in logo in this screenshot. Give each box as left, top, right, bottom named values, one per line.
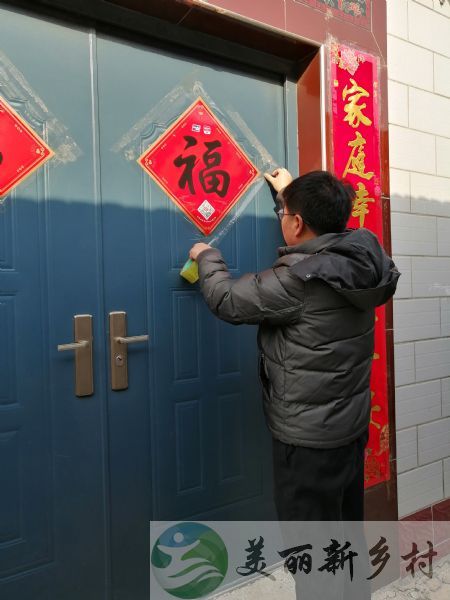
left=151, top=522, right=228, bottom=598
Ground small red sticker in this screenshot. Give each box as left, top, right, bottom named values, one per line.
left=0, top=97, right=54, bottom=197
left=138, top=98, right=259, bottom=236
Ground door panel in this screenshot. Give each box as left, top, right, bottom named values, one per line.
left=0, top=8, right=108, bottom=600
left=96, top=34, right=287, bottom=599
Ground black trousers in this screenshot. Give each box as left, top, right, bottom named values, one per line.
left=272, top=428, right=369, bottom=521
left=272, top=429, right=371, bottom=600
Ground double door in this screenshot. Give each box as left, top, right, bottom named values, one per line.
left=0, top=5, right=292, bottom=598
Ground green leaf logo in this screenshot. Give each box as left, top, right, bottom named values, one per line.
left=151, top=522, right=228, bottom=598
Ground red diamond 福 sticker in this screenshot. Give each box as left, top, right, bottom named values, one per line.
left=137, top=97, right=259, bottom=236
left=0, top=97, right=54, bottom=198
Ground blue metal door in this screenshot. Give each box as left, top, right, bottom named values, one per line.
left=0, top=7, right=110, bottom=600
left=96, top=34, right=292, bottom=597
left=0, top=5, right=294, bottom=599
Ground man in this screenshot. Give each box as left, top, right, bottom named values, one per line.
left=189, top=168, right=399, bottom=522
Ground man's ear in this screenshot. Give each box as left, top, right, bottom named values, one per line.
left=294, top=214, right=305, bottom=238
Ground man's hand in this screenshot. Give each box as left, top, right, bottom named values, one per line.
left=189, top=243, right=212, bottom=261
left=264, top=168, right=293, bottom=193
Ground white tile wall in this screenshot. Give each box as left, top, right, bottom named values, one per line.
left=437, top=218, right=450, bottom=256
left=435, top=0, right=450, bottom=19
left=387, top=0, right=409, bottom=39
left=413, top=0, right=433, bottom=7
left=391, top=213, right=437, bottom=256
left=434, top=54, right=450, bottom=97
left=387, top=36, right=434, bottom=91
left=387, top=0, right=450, bottom=513
left=409, top=87, right=450, bottom=138
left=441, top=299, right=450, bottom=337
left=398, top=461, right=443, bottom=517
left=390, top=169, right=411, bottom=212
left=396, top=380, right=441, bottom=428
left=445, top=458, right=450, bottom=498
left=394, top=342, right=415, bottom=385
left=411, top=173, right=450, bottom=218
left=408, top=1, right=450, bottom=57
left=436, top=137, right=450, bottom=178
left=393, top=256, right=412, bottom=298
left=411, top=257, right=450, bottom=297
left=388, top=81, right=409, bottom=127
left=418, top=418, right=450, bottom=464
left=415, top=338, right=450, bottom=381
left=397, top=427, right=418, bottom=473
left=442, top=377, right=450, bottom=417
left=389, top=126, right=436, bottom=174
left=394, top=298, right=440, bottom=342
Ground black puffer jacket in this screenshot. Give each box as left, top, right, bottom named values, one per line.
left=197, top=228, right=399, bottom=448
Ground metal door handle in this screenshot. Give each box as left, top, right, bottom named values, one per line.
left=58, top=340, right=89, bottom=351
left=115, top=335, right=149, bottom=345
left=57, top=315, right=94, bottom=397
left=109, top=311, right=149, bottom=391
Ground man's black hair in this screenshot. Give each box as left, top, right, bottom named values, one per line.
left=282, top=170, right=355, bottom=235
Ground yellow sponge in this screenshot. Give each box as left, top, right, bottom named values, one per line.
left=180, top=259, right=199, bottom=284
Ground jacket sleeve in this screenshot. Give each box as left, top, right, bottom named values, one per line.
left=196, top=248, right=304, bottom=325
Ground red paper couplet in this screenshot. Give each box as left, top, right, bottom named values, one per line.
left=0, top=97, right=54, bottom=197
left=138, top=98, right=259, bottom=236
left=331, top=43, right=389, bottom=489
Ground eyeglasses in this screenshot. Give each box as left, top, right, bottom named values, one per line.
left=274, top=207, right=302, bottom=223
left=273, top=206, right=311, bottom=228
left=274, top=207, right=297, bottom=222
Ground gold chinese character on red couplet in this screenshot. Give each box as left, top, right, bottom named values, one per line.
left=370, top=393, right=382, bottom=431
left=352, top=182, right=375, bottom=227
left=342, top=78, right=373, bottom=128
left=343, top=131, right=374, bottom=180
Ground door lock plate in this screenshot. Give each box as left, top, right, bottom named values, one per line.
left=109, top=311, right=149, bottom=391
left=57, top=314, right=94, bottom=397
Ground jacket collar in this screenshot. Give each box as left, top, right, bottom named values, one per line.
left=278, top=231, right=351, bottom=257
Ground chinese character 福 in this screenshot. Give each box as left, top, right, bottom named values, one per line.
left=173, top=136, right=231, bottom=198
